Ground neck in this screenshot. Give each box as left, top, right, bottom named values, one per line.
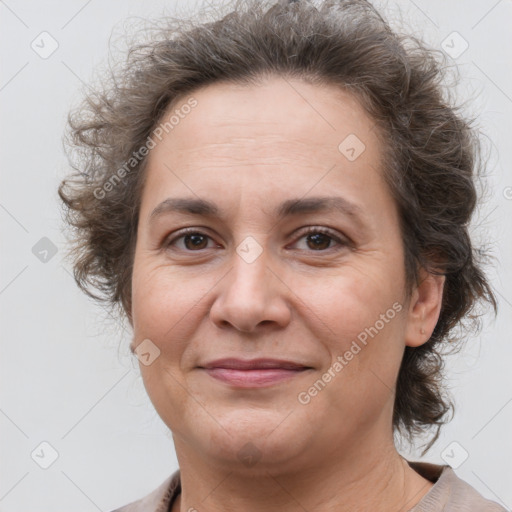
left=172, top=436, right=433, bottom=512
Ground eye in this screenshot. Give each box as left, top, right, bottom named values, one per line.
left=165, top=228, right=219, bottom=251
left=164, top=226, right=349, bottom=253
left=290, top=226, right=348, bottom=251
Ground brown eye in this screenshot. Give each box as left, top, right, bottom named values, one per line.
left=182, top=233, right=209, bottom=250
left=291, top=227, right=348, bottom=252
left=165, top=229, right=217, bottom=251
left=305, top=232, right=333, bottom=250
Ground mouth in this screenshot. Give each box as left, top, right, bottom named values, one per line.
left=198, top=358, right=313, bottom=388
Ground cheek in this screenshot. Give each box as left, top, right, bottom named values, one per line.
left=292, top=261, right=405, bottom=340
left=131, top=262, right=190, bottom=354
left=131, top=264, right=198, bottom=428
left=131, top=259, right=223, bottom=372
left=298, top=295, right=405, bottom=436
left=292, top=264, right=407, bottom=397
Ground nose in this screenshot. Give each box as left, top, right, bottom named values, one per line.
left=209, top=247, right=292, bottom=333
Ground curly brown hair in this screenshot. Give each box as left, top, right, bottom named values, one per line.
left=58, top=0, right=497, bottom=449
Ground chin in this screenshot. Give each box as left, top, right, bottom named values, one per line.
left=190, top=409, right=311, bottom=472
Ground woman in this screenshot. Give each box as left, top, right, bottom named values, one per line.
left=58, top=0, right=505, bottom=510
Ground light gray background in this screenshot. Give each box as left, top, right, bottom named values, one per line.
left=1, top=0, right=511, bottom=510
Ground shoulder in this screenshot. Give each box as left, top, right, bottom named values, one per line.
left=409, top=461, right=508, bottom=512
left=109, top=470, right=181, bottom=512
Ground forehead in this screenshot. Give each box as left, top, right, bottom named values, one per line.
left=159, top=76, right=380, bottom=158
left=141, top=76, right=389, bottom=221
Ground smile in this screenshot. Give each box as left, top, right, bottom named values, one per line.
left=199, top=358, right=313, bottom=388
left=203, top=367, right=311, bottom=387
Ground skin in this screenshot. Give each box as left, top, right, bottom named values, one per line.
left=130, top=76, right=445, bottom=512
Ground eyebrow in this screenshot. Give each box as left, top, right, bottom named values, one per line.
left=149, top=196, right=367, bottom=228
left=150, top=197, right=220, bottom=219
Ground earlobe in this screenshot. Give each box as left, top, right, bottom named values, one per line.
left=404, top=268, right=445, bottom=348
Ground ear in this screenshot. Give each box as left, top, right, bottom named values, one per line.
left=404, top=267, right=445, bottom=347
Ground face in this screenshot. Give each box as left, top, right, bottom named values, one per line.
left=131, top=76, right=420, bottom=473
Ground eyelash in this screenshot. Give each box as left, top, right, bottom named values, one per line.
left=164, top=226, right=349, bottom=253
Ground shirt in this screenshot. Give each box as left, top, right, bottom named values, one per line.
left=110, top=461, right=508, bottom=511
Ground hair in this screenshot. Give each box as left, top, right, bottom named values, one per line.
left=58, top=0, right=497, bottom=450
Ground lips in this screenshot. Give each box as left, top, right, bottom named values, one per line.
left=199, top=358, right=312, bottom=388
left=201, top=358, right=310, bottom=370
